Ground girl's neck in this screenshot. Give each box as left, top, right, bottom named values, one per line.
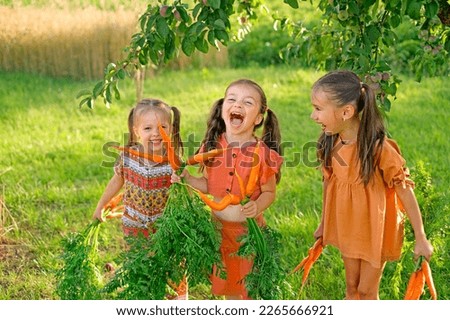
left=224, top=131, right=257, bottom=146
left=339, top=118, right=359, bottom=143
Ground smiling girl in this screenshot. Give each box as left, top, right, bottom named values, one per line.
left=310, top=70, right=433, bottom=299
left=172, top=79, right=283, bottom=299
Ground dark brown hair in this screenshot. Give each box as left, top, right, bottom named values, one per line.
left=200, top=79, right=282, bottom=182
left=313, top=70, right=385, bottom=185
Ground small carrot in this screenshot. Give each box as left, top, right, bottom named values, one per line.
left=102, top=192, right=123, bottom=211
left=229, top=193, right=242, bottom=205
left=186, top=148, right=227, bottom=165
left=198, top=192, right=233, bottom=211
left=245, top=142, right=261, bottom=197
left=105, top=205, right=124, bottom=219
left=158, top=124, right=182, bottom=170
left=290, top=238, right=324, bottom=286
left=405, top=269, right=425, bottom=300
left=113, top=146, right=168, bottom=164
left=404, top=270, right=418, bottom=300
left=234, top=170, right=246, bottom=201
left=421, top=260, right=437, bottom=300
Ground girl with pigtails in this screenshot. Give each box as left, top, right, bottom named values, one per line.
left=92, top=98, right=187, bottom=299
left=310, top=70, right=433, bottom=299
left=172, top=79, right=283, bottom=299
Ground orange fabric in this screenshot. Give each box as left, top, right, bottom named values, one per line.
left=205, top=134, right=283, bottom=200
left=322, top=138, right=411, bottom=268
left=210, top=218, right=263, bottom=299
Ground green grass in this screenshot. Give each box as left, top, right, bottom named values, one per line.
left=0, top=67, right=448, bottom=300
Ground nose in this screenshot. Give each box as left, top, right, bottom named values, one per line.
left=310, top=110, right=316, bottom=120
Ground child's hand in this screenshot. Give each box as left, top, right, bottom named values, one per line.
left=414, top=237, right=433, bottom=261
left=313, top=223, right=324, bottom=240
left=92, top=209, right=105, bottom=223
left=171, top=169, right=189, bottom=184
left=241, top=200, right=258, bottom=218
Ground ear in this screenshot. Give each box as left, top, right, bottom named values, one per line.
left=133, top=126, right=140, bottom=139
left=254, top=114, right=264, bottom=126
left=342, top=104, right=356, bottom=120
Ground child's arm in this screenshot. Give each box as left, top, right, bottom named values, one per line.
left=314, top=178, right=328, bottom=239
left=92, top=174, right=124, bottom=222
left=171, top=169, right=208, bottom=193
left=241, top=175, right=276, bottom=218
left=395, top=184, right=433, bottom=261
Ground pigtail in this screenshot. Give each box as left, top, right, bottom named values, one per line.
left=126, top=107, right=138, bottom=147
left=201, top=98, right=226, bottom=152
left=357, top=83, right=386, bottom=185
left=261, top=108, right=282, bottom=183
left=170, top=106, right=184, bottom=157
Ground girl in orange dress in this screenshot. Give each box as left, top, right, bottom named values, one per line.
left=172, top=79, right=283, bottom=299
left=310, top=71, right=433, bottom=299
left=92, top=98, right=187, bottom=299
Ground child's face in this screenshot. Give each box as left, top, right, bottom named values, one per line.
left=310, top=89, right=346, bottom=136
left=134, top=110, right=171, bottom=154
left=222, top=83, right=264, bottom=137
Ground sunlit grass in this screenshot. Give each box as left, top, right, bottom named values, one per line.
left=0, top=66, right=448, bottom=299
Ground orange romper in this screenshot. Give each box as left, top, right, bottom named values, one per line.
left=205, top=134, right=283, bottom=298
left=322, top=138, right=412, bottom=268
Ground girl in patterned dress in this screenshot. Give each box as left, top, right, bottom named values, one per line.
left=92, top=98, right=186, bottom=298
left=310, top=70, right=433, bottom=299
left=172, top=79, right=283, bottom=299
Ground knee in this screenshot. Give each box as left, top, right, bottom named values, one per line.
left=358, top=286, right=379, bottom=300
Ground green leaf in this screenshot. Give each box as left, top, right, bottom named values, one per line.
left=215, top=30, right=229, bottom=44
left=148, top=48, right=159, bottom=65
left=78, top=97, right=91, bottom=109
left=113, top=82, right=121, bottom=100
left=208, top=0, right=220, bottom=10
left=213, top=19, right=226, bottom=30
left=382, top=97, right=391, bottom=112
left=117, top=69, right=126, bottom=80
left=389, top=14, right=402, bottom=28
left=425, top=1, right=438, bottom=19
left=406, top=0, right=422, bottom=20
left=182, top=38, right=195, bottom=56
left=366, top=25, right=381, bottom=42
left=176, top=6, right=190, bottom=23
left=87, top=98, right=94, bottom=109
left=283, top=0, right=298, bottom=9
left=92, top=81, right=104, bottom=98
left=155, top=16, right=170, bottom=39
left=195, top=36, right=209, bottom=53
left=76, top=89, right=91, bottom=99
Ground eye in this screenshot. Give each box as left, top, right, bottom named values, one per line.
left=226, top=98, right=236, bottom=103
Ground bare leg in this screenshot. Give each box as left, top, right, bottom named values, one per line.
left=357, top=260, right=385, bottom=300
left=342, top=257, right=361, bottom=300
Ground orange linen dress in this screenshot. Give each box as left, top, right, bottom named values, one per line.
left=322, top=138, right=412, bottom=268
left=205, top=134, right=283, bottom=297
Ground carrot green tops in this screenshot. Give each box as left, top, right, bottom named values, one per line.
left=114, top=149, right=172, bottom=230
left=205, top=134, right=283, bottom=201
left=322, top=138, right=413, bottom=268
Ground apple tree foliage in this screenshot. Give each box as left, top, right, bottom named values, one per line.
left=78, top=0, right=449, bottom=112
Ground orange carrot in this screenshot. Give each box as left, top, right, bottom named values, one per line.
left=245, top=142, right=261, bottom=196
left=290, top=237, right=324, bottom=286
left=102, top=192, right=123, bottom=211
left=105, top=205, right=124, bottom=219
left=421, top=260, right=437, bottom=300
left=113, top=146, right=168, bottom=164
left=186, top=148, right=227, bottom=165
left=404, top=270, right=418, bottom=300
left=158, top=124, right=182, bottom=170
left=229, top=193, right=242, bottom=205
left=234, top=170, right=246, bottom=201
left=198, top=192, right=233, bottom=211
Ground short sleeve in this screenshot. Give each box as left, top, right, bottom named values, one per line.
left=379, top=139, right=414, bottom=189
left=259, top=144, right=283, bottom=185
left=114, top=152, right=124, bottom=178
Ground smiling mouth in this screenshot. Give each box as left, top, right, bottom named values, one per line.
left=230, top=112, right=244, bottom=126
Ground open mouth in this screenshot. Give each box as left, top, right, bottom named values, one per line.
left=230, top=112, right=244, bottom=126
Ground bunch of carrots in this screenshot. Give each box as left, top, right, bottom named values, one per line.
left=404, top=257, right=437, bottom=300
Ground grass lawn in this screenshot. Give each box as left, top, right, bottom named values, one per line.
left=0, top=66, right=448, bottom=300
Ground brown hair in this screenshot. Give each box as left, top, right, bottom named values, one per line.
left=201, top=79, right=282, bottom=182
left=126, top=98, right=183, bottom=157
left=313, top=70, right=385, bottom=185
